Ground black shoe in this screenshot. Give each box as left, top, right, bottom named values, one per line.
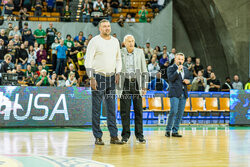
left=95, top=138, right=104, bottom=145
left=136, top=137, right=146, bottom=144
left=172, top=133, right=182, bottom=137
left=165, top=132, right=171, bottom=137
left=110, top=137, right=124, bottom=144
left=121, top=138, right=129, bottom=143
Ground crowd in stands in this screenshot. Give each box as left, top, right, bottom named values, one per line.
left=0, top=0, right=168, bottom=23
left=0, top=20, right=249, bottom=91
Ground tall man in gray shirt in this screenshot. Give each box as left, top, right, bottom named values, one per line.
left=85, top=19, right=123, bottom=145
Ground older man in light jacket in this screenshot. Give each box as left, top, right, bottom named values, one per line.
left=116, top=35, right=148, bottom=143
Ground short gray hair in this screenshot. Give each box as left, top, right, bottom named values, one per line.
left=123, top=34, right=135, bottom=43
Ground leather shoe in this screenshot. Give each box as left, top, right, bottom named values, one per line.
left=95, top=138, right=104, bottom=145
left=172, top=133, right=182, bottom=137
left=121, top=138, right=129, bottom=143
left=110, top=137, right=124, bottom=144
left=136, top=137, right=146, bottom=144
left=165, top=132, right=171, bottom=137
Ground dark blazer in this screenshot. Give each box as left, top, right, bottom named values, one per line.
left=167, top=64, right=190, bottom=98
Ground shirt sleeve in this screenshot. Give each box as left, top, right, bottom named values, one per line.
left=115, top=40, right=122, bottom=73
left=85, top=38, right=96, bottom=78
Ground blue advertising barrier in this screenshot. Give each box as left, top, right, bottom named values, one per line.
left=0, top=86, right=92, bottom=127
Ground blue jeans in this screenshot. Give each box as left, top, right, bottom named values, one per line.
left=56, top=58, right=66, bottom=75
left=92, top=74, right=118, bottom=138
left=166, top=93, right=187, bottom=133
left=82, top=14, right=90, bottom=22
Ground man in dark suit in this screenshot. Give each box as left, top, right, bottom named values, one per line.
left=165, top=53, right=190, bottom=137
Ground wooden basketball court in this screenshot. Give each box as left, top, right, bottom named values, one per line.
left=0, top=126, right=249, bottom=167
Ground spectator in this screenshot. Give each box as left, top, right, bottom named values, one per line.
left=77, top=46, right=86, bottom=71
left=41, top=59, right=49, bottom=73
left=117, top=14, right=125, bottom=27
left=65, top=71, right=78, bottom=87
left=25, top=64, right=34, bottom=85
left=160, top=60, right=169, bottom=81
left=82, top=0, right=91, bottom=22
left=221, top=77, right=233, bottom=92
left=207, top=72, right=220, bottom=92
left=46, top=22, right=57, bottom=50
left=34, top=24, right=46, bottom=45
left=36, top=44, right=47, bottom=65
left=104, top=2, right=112, bottom=22
left=168, top=47, right=176, bottom=64
left=64, top=34, right=74, bottom=52
left=232, top=75, right=243, bottom=90
left=125, top=13, right=135, bottom=23
left=0, top=54, right=16, bottom=81
left=5, top=22, right=14, bottom=37
left=87, top=34, right=93, bottom=41
left=30, top=59, right=38, bottom=73
left=12, top=34, right=21, bottom=48
left=203, top=65, right=212, bottom=81
left=154, top=46, right=161, bottom=58
left=4, top=0, right=14, bottom=20
left=50, top=71, right=58, bottom=86
left=55, top=0, right=64, bottom=16
left=36, top=69, right=53, bottom=86
left=77, top=35, right=85, bottom=47
left=144, top=42, right=153, bottom=60
left=55, top=31, right=63, bottom=41
left=148, top=72, right=168, bottom=91
left=63, top=5, right=71, bottom=22
left=244, top=79, right=250, bottom=90
left=34, top=42, right=39, bottom=52
left=138, top=5, right=148, bottom=23
left=151, top=0, right=165, bottom=12
left=22, top=29, right=35, bottom=46
left=23, top=41, right=29, bottom=50
left=19, top=7, right=29, bottom=20
left=193, top=57, right=203, bottom=77
left=0, top=29, right=9, bottom=46
left=34, top=0, right=43, bottom=16
left=15, top=64, right=25, bottom=81
left=148, top=57, right=160, bottom=80
left=63, top=63, right=80, bottom=84
left=93, top=0, right=104, bottom=14
left=70, top=41, right=81, bottom=69
left=159, top=53, right=168, bottom=66
left=110, top=0, right=119, bottom=14
left=0, top=39, right=7, bottom=61
left=191, top=70, right=207, bottom=91
left=17, top=43, right=28, bottom=69
left=51, top=38, right=59, bottom=71
left=74, top=31, right=86, bottom=42
left=36, top=64, right=42, bottom=76
left=13, top=0, right=22, bottom=11
left=46, top=0, right=54, bottom=12
left=21, top=22, right=32, bottom=37
left=56, top=39, right=67, bottom=75
left=183, top=56, right=194, bottom=80
left=6, top=40, right=18, bottom=67
left=9, top=26, right=21, bottom=40
left=122, top=0, right=130, bottom=8
left=23, top=0, right=32, bottom=11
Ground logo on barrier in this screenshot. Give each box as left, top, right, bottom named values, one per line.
left=0, top=92, right=69, bottom=121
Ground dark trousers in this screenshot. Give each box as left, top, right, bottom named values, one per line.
left=120, top=79, right=143, bottom=139
left=92, top=74, right=118, bottom=138
left=56, top=58, right=66, bottom=75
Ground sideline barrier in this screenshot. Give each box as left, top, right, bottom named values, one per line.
left=0, top=86, right=92, bottom=127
